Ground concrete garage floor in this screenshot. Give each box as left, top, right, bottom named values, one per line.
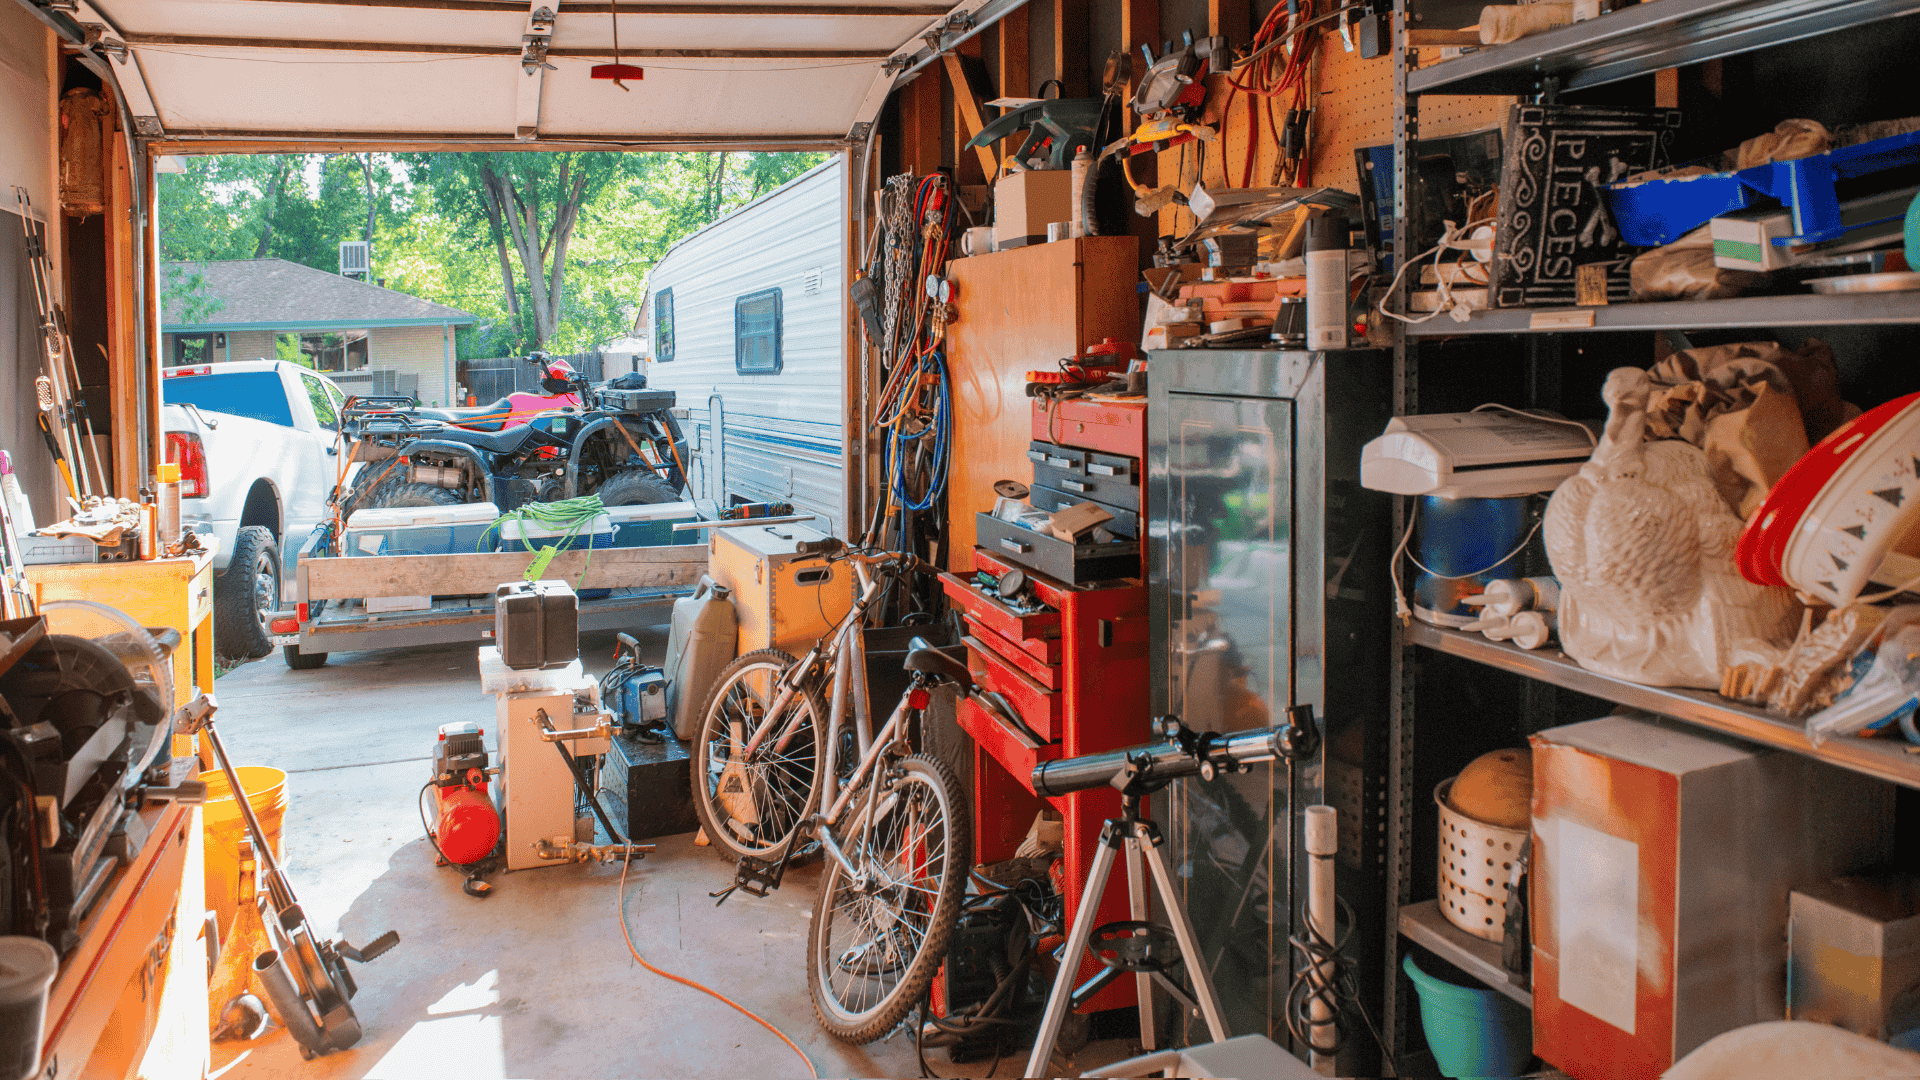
left=204, top=628, right=1136, bottom=1080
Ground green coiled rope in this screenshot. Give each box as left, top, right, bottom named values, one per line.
left=481, top=494, right=607, bottom=583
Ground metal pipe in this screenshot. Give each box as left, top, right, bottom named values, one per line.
left=670, top=514, right=817, bottom=531
left=254, top=949, right=324, bottom=1053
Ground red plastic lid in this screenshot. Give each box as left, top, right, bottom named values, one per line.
left=1736, top=390, right=1920, bottom=588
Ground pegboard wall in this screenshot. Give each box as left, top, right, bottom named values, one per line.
left=1155, top=44, right=1514, bottom=237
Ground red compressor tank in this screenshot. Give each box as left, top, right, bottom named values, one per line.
left=431, top=722, right=500, bottom=866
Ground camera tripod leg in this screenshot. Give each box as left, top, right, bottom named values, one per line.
left=1137, top=822, right=1230, bottom=1044
left=1025, top=832, right=1120, bottom=1078
left=1124, top=837, right=1156, bottom=1052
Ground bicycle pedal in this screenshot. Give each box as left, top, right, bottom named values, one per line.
left=338, top=930, right=400, bottom=964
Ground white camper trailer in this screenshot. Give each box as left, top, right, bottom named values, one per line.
left=637, top=156, right=847, bottom=537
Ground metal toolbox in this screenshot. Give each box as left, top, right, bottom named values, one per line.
left=1084, top=451, right=1137, bottom=483
left=708, top=522, right=855, bottom=655
left=1029, top=485, right=1139, bottom=538
left=973, top=512, right=1139, bottom=585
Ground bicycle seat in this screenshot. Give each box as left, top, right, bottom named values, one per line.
left=904, top=637, right=972, bottom=691
left=421, top=423, right=536, bottom=454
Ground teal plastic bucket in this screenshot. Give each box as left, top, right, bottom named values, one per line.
left=1403, top=953, right=1533, bottom=1078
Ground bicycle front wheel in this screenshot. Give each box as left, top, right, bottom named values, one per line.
left=807, top=753, right=970, bottom=1043
left=690, top=649, right=827, bottom=863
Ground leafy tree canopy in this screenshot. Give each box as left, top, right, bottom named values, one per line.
left=157, top=150, right=827, bottom=358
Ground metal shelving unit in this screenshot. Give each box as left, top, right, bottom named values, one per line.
left=1411, top=0, right=1920, bottom=96
left=1404, top=290, right=1920, bottom=336
left=1408, top=624, right=1920, bottom=790
left=1384, top=0, right=1919, bottom=1067
left=1398, top=900, right=1531, bottom=1008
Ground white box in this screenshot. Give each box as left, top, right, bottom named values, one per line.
left=1711, top=209, right=1798, bottom=272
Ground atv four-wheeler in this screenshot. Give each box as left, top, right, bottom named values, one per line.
left=339, top=353, right=688, bottom=512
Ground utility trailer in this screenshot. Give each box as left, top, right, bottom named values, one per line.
left=272, top=529, right=707, bottom=667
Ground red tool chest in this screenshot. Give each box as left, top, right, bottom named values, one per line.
left=1032, top=396, right=1146, bottom=459
left=940, top=548, right=1150, bottom=1014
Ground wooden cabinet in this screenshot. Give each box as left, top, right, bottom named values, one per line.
left=943, top=237, right=1139, bottom=572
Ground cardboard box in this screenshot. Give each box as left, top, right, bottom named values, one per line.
left=1046, top=500, right=1112, bottom=542
left=994, top=170, right=1073, bottom=248
left=1789, top=874, right=1920, bottom=1040
left=1711, top=208, right=1798, bottom=272
left=1530, top=714, right=1895, bottom=1080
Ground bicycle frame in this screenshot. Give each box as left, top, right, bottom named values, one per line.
left=732, top=554, right=925, bottom=889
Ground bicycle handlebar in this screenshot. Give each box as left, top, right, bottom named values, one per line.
left=794, top=536, right=935, bottom=576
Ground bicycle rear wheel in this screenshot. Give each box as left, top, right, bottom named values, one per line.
left=806, top=753, right=969, bottom=1043
left=690, top=649, right=827, bottom=863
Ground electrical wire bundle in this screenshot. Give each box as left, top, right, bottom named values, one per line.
left=1224, top=1, right=1360, bottom=188
left=866, top=173, right=960, bottom=549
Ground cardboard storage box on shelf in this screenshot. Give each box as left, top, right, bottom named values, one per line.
left=993, top=170, right=1073, bottom=249
left=1530, top=713, right=1895, bottom=1080
left=1789, top=874, right=1920, bottom=1040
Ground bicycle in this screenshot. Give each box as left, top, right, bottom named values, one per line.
left=689, top=539, right=981, bottom=1042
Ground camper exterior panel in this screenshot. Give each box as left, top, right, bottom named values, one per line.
left=642, top=155, right=847, bottom=536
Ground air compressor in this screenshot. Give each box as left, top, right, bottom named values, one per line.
left=426, top=721, right=501, bottom=893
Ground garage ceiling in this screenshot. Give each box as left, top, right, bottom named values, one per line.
left=33, top=0, right=1020, bottom=149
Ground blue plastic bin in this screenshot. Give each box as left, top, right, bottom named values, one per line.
left=1403, top=953, right=1532, bottom=1078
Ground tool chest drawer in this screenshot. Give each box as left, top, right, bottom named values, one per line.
left=1024, top=441, right=1085, bottom=473
left=1032, top=397, right=1146, bottom=459
left=940, top=572, right=1061, bottom=641
left=965, top=634, right=1062, bottom=741
left=1084, top=451, right=1137, bottom=482
left=963, top=619, right=1059, bottom=689
left=974, top=513, right=1139, bottom=585
left=958, top=697, right=1059, bottom=794
left=962, top=611, right=1062, bottom=670
left=1029, top=485, right=1139, bottom=538
left=1031, top=463, right=1137, bottom=509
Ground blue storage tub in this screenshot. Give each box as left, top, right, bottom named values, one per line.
left=1605, top=128, right=1920, bottom=247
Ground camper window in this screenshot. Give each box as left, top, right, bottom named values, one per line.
left=654, top=288, right=675, bottom=362
left=735, top=288, right=783, bottom=375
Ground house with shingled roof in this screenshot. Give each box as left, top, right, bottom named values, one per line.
left=160, top=257, right=477, bottom=406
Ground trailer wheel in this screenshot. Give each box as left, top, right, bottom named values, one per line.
left=372, top=483, right=463, bottom=508
left=596, top=469, right=678, bottom=505
left=215, top=526, right=280, bottom=662
left=284, top=645, right=328, bottom=671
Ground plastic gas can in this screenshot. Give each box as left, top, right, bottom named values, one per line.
left=665, top=575, right=738, bottom=740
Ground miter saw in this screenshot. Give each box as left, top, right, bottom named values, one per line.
left=966, top=97, right=1103, bottom=171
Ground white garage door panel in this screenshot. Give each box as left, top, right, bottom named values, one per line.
left=536, top=63, right=873, bottom=137
left=135, top=49, right=519, bottom=134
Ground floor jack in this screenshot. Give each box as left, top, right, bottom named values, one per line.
left=179, top=694, right=399, bottom=1059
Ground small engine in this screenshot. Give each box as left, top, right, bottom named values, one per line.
left=430, top=722, right=500, bottom=866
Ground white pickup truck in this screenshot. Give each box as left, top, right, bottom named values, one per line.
left=161, top=358, right=348, bottom=664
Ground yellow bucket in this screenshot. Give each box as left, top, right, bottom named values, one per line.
left=199, top=767, right=287, bottom=930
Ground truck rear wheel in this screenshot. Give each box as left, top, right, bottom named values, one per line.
left=596, top=469, right=678, bottom=505
left=373, top=483, right=463, bottom=508
left=216, top=526, right=280, bottom=662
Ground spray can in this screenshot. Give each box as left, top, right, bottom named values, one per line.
left=156, top=462, right=182, bottom=549
left=140, top=498, right=157, bottom=561
left=1069, top=150, right=1094, bottom=238
left=1306, top=212, right=1350, bottom=352
left=0, top=451, right=33, bottom=533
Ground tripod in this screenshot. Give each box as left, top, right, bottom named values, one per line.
left=1025, top=765, right=1228, bottom=1078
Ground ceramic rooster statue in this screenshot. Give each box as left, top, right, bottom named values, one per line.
left=1544, top=367, right=1802, bottom=689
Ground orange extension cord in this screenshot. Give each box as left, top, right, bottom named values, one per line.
left=617, top=850, right=821, bottom=1079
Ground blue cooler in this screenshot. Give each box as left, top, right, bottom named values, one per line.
left=344, top=502, right=501, bottom=557
left=605, top=501, right=701, bottom=547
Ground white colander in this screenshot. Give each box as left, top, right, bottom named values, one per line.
left=1435, top=777, right=1528, bottom=943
